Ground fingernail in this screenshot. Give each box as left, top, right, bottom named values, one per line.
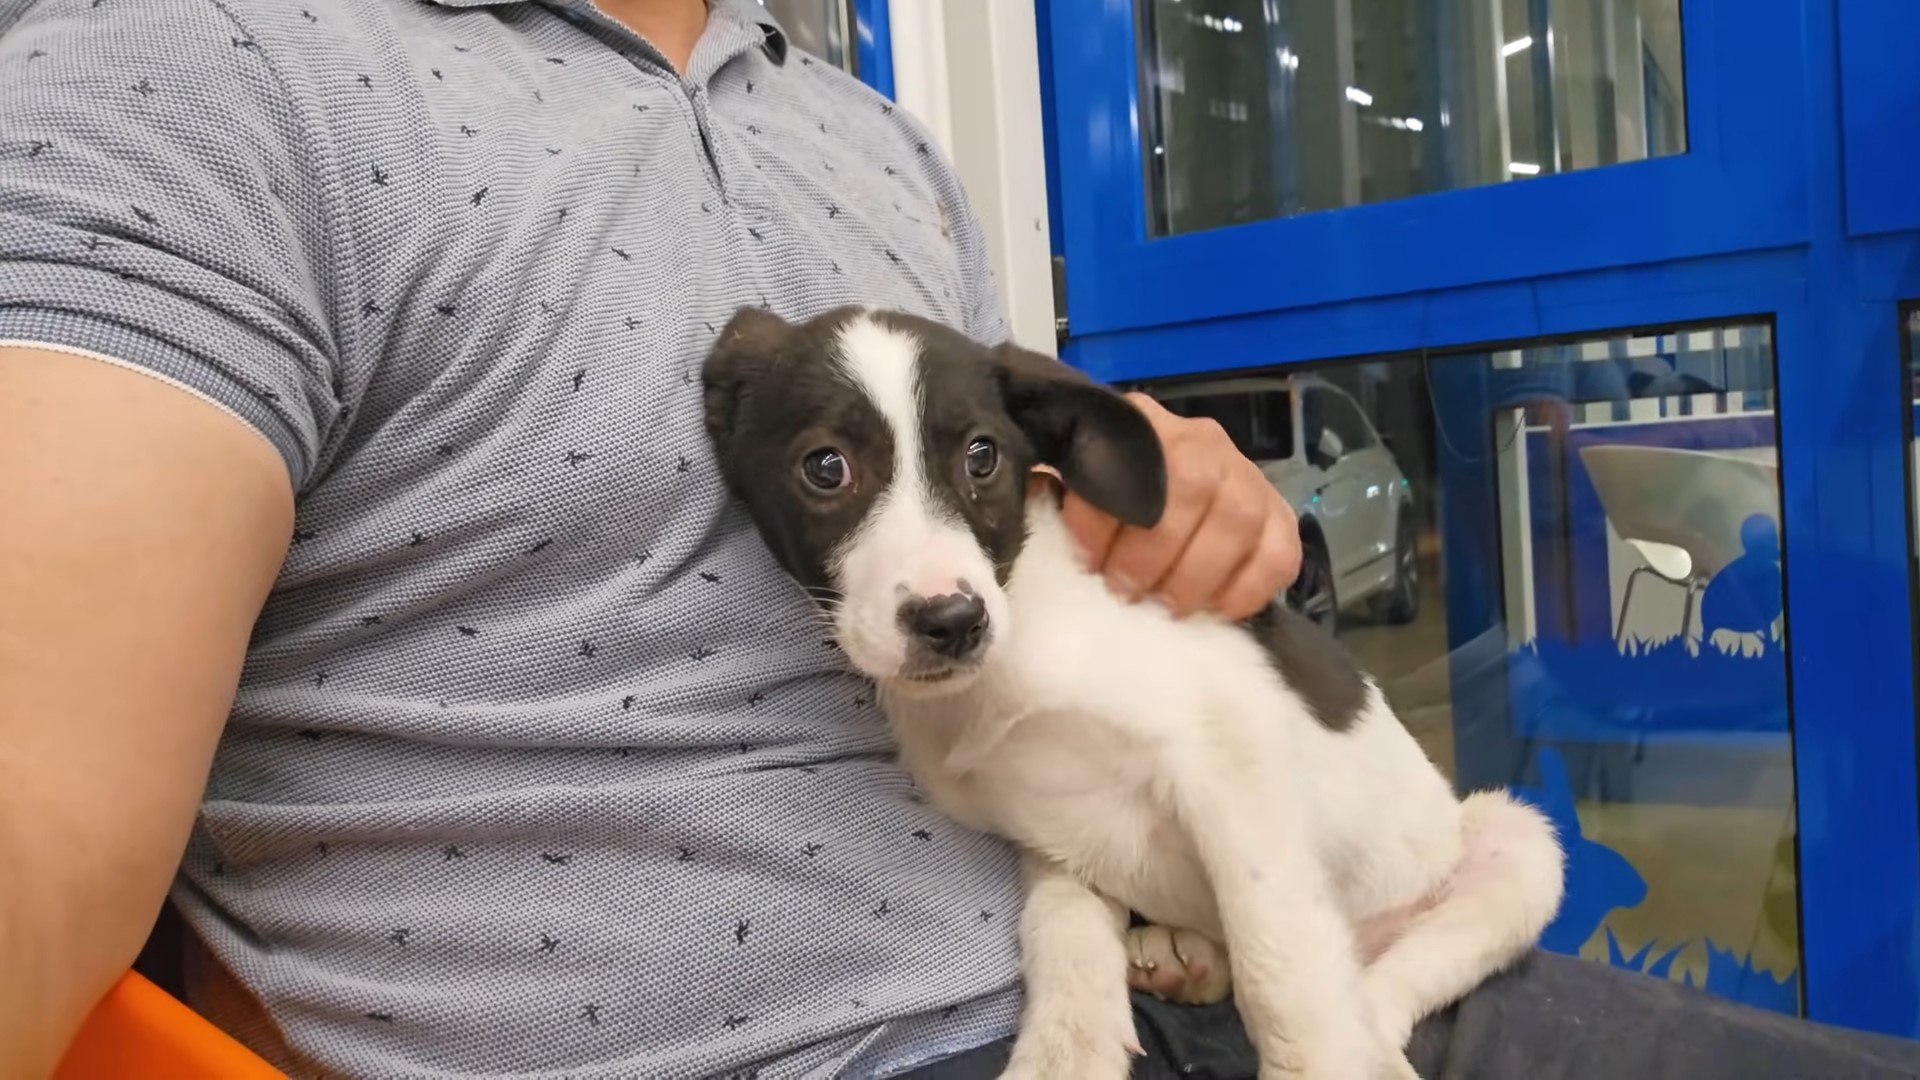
left=1152, top=593, right=1180, bottom=616
left=1109, top=572, right=1140, bottom=600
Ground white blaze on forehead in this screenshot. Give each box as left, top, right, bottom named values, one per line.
left=833, top=313, right=927, bottom=484
left=828, top=313, right=1008, bottom=679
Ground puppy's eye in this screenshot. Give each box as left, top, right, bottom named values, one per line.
left=965, top=437, right=999, bottom=479
left=802, top=448, right=851, bottom=491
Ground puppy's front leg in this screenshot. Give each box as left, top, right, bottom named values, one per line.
left=1171, top=754, right=1408, bottom=1080
left=998, top=854, right=1140, bottom=1080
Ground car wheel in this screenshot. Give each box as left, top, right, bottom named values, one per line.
left=1286, top=533, right=1338, bottom=635
left=1376, top=513, right=1421, bottom=626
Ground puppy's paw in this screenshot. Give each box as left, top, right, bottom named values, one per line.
left=1254, top=1048, right=1412, bottom=1080
left=1357, top=1020, right=1423, bottom=1080
left=1125, top=923, right=1232, bottom=1005
left=1250, top=1013, right=1395, bottom=1080
left=1359, top=974, right=1418, bottom=1061
left=998, top=998, right=1141, bottom=1080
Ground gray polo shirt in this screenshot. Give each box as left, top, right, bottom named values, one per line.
left=0, top=0, right=1025, bottom=1075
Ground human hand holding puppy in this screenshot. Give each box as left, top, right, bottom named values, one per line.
left=1060, top=391, right=1302, bottom=621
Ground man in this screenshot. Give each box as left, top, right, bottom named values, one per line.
left=0, top=1, right=1294, bottom=1075
left=3, top=1, right=1919, bottom=1078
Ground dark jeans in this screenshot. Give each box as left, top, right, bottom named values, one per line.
left=907, top=951, right=1920, bottom=1079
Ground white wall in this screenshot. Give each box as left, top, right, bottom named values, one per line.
left=889, top=0, right=1060, bottom=356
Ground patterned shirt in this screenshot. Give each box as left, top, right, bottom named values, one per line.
left=0, top=0, right=1025, bottom=1075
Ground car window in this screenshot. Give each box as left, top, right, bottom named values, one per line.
left=1320, top=389, right=1376, bottom=455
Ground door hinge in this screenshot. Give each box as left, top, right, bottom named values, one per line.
left=1051, top=255, right=1069, bottom=343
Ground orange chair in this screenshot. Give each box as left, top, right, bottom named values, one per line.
left=53, top=904, right=284, bottom=1079
left=54, top=971, right=284, bottom=1080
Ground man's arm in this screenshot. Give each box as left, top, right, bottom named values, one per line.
left=2, top=5, right=345, bottom=1066
left=0, top=347, right=293, bottom=1076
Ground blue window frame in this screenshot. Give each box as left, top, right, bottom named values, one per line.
left=1839, top=2, right=1920, bottom=242
left=1039, top=0, right=1920, bottom=1039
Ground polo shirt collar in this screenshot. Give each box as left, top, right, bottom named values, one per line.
left=418, top=0, right=788, bottom=66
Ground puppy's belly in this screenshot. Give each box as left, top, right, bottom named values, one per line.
left=1061, top=812, right=1219, bottom=940
left=1110, top=852, right=1220, bottom=940
left=1303, top=707, right=1466, bottom=922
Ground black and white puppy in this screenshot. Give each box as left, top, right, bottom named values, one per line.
left=703, top=306, right=1565, bottom=1080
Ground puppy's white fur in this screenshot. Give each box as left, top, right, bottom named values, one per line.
left=830, top=318, right=1567, bottom=1080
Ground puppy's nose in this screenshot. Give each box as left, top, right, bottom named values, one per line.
left=903, top=593, right=990, bottom=659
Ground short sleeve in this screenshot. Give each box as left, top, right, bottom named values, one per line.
left=0, top=0, right=342, bottom=486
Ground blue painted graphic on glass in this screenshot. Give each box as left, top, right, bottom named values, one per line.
left=1509, top=746, right=1647, bottom=955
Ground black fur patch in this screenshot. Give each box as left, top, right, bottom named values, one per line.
left=1241, top=601, right=1367, bottom=732
left=701, top=306, right=893, bottom=598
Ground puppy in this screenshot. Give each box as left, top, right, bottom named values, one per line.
left=702, top=306, right=1565, bottom=1080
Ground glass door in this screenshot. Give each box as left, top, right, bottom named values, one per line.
left=1039, top=0, right=1920, bottom=1037
left=1142, top=322, right=1802, bottom=1014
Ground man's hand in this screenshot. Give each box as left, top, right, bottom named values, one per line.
left=1061, top=392, right=1301, bottom=621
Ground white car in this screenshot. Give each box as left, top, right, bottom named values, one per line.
left=1150, top=374, right=1420, bottom=631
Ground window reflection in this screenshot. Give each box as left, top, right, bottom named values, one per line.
left=1138, top=321, right=1800, bottom=1014
left=1138, top=0, right=1688, bottom=236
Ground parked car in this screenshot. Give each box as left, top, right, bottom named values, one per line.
left=1149, top=374, right=1420, bottom=631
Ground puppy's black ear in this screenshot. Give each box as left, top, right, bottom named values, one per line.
left=702, top=307, right=792, bottom=455
left=991, top=343, right=1167, bottom=528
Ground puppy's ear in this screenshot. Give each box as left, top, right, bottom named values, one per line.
left=991, top=343, right=1167, bottom=528
left=702, top=307, right=792, bottom=454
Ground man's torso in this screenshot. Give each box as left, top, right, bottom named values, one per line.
left=0, top=0, right=1023, bottom=1074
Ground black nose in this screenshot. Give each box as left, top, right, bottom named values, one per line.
left=903, top=593, right=990, bottom=659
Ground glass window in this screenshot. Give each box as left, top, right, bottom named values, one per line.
left=1160, top=383, right=1296, bottom=461
left=760, top=0, right=854, bottom=73
left=1137, top=0, right=1689, bottom=236
left=1138, top=321, right=1800, bottom=1016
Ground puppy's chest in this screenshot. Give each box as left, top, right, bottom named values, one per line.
left=895, top=700, right=1183, bottom=893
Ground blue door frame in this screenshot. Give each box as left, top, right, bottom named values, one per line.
left=851, top=0, right=894, bottom=99
left=1037, top=0, right=1920, bottom=1038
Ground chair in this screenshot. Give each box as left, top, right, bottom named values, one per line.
left=1576, top=444, right=1781, bottom=650
left=53, top=904, right=285, bottom=1079
left=53, top=972, right=284, bottom=1079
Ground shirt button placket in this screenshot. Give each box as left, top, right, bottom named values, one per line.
left=683, top=82, right=727, bottom=202
left=687, top=80, right=773, bottom=312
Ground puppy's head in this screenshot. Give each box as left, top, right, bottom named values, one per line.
left=702, top=305, right=1166, bottom=693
